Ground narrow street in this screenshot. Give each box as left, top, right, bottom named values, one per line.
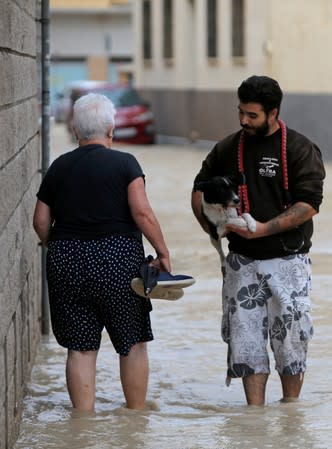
left=14, top=123, right=332, bottom=449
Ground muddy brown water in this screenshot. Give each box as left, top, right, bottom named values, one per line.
left=15, top=125, right=332, bottom=448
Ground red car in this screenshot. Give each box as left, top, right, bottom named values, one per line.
left=66, top=81, right=155, bottom=144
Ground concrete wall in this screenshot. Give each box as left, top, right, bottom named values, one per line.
left=50, top=11, right=133, bottom=59
left=140, top=88, right=332, bottom=161
left=135, top=0, right=332, bottom=93
left=0, top=1, right=42, bottom=448
left=49, top=4, right=133, bottom=102
left=134, top=0, right=270, bottom=90
left=271, top=0, right=332, bottom=93
left=134, top=0, right=332, bottom=159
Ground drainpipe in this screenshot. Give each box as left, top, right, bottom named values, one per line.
left=40, top=0, right=50, bottom=335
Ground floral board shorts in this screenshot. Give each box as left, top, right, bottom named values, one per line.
left=46, top=236, right=153, bottom=356
left=222, top=252, right=313, bottom=379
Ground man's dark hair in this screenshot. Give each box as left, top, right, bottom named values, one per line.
left=237, top=75, right=283, bottom=116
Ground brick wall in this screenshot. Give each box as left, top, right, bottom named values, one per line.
left=0, top=1, right=42, bottom=448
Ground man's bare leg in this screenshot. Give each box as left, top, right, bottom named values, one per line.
left=120, top=342, right=149, bottom=410
left=66, top=349, right=98, bottom=412
left=279, top=373, right=304, bottom=402
left=242, top=373, right=269, bottom=406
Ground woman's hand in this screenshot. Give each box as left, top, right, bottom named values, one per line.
left=151, top=253, right=171, bottom=273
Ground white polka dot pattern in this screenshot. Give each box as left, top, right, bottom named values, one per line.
left=46, top=236, right=153, bottom=355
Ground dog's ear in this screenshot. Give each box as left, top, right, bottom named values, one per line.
left=226, top=174, right=240, bottom=187
left=223, top=176, right=232, bottom=186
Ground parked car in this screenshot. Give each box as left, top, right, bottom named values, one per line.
left=53, top=91, right=71, bottom=123
left=52, top=81, right=101, bottom=124
left=65, top=81, right=155, bottom=144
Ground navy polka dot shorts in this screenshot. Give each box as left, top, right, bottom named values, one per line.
left=46, top=236, right=153, bottom=356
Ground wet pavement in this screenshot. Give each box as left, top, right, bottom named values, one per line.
left=14, top=124, right=332, bottom=449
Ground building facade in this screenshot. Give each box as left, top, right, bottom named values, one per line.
left=134, top=0, right=332, bottom=159
left=50, top=0, right=133, bottom=109
left=0, top=1, right=42, bottom=448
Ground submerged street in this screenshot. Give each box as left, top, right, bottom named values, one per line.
left=15, top=123, right=332, bottom=449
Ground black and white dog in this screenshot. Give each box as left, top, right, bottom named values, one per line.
left=194, top=176, right=256, bottom=271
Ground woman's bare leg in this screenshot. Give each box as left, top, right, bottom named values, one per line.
left=120, top=342, right=149, bottom=410
left=66, top=349, right=98, bottom=412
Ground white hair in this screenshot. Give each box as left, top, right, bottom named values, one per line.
left=73, top=93, right=116, bottom=140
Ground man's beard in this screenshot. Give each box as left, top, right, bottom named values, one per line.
left=242, top=119, right=269, bottom=137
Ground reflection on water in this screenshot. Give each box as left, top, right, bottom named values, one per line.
left=15, top=278, right=332, bottom=449
left=15, top=139, right=332, bottom=449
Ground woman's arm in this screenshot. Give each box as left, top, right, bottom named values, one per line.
left=33, top=199, right=53, bottom=246
left=128, top=177, right=171, bottom=272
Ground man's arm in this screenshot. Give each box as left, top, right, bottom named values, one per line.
left=191, top=189, right=210, bottom=234
left=227, top=201, right=317, bottom=239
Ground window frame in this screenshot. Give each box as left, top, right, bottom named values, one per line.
left=232, top=0, right=245, bottom=60
left=142, top=0, right=152, bottom=61
left=163, top=0, right=173, bottom=60
left=207, top=0, right=218, bottom=59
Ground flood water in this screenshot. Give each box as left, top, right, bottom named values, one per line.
left=15, top=125, right=332, bottom=449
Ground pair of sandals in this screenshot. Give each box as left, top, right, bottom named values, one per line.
left=131, top=256, right=195, bottom=301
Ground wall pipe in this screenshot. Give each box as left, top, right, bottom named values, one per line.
left=40, top=0, right=50, bottom=335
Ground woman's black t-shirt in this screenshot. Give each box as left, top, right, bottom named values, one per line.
left=37, top=144, right=144, bottom=241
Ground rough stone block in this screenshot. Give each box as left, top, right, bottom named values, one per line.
left=14, top=0, right=37, bottom=14
left=0, top=285, right=11, bottom=346
left=0, top=98, right=39, bottom=168
left=0, top=344, right=5, bottom=406
left=0, top=52, right=37, bottom=106
left=21, top=327, right=30, bottom=383
left=0, top=135, right=40, bottom=241
left=6, top=322, right=15, bottom=391
left=0, top=159, right=39, bottom=273
left=0, top=0, right=36, bottom=56
left=0, top=404, right=6, bottom=449
left=0, top=3, right=41, bottom=447
left=14, top=302, right=23, bottom=406
left=6, top=375, right=16, bottom=449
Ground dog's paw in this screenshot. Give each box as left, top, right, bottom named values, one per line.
left=242, top=213, right=256, bottom=232
left=227, top=217, right=247, bottom=228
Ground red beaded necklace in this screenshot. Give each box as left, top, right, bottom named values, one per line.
left=237, top=119, right=291, bottom=214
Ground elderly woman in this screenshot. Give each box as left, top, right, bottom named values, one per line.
left=33, top=93, right=171, bottom=412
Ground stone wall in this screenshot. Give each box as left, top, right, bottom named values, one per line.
left=0, top=1, right=42, bottom=448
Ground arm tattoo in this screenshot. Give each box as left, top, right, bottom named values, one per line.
left=266, top=203, right=313, bottom=235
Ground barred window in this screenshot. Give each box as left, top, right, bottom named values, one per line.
left=163, top=0, right=173, bottom=59
left=232, top=0, right=245, bottom=57
left=143, top=0, right=152, bottom=60
left=207, top=0, right=217, bottom=58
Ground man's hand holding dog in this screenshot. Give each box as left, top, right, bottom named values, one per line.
left=226, top=220, right=266, bottom=239
left=227, top=202, right=317, bottom=239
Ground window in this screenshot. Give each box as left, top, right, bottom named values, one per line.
left=143, top=0, right=152, bottom=60
left=163, top=0, right=173, bottom=59
left=232, top=0, right=245, bottom=57
left=207, top=0, right=217, bottom=58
